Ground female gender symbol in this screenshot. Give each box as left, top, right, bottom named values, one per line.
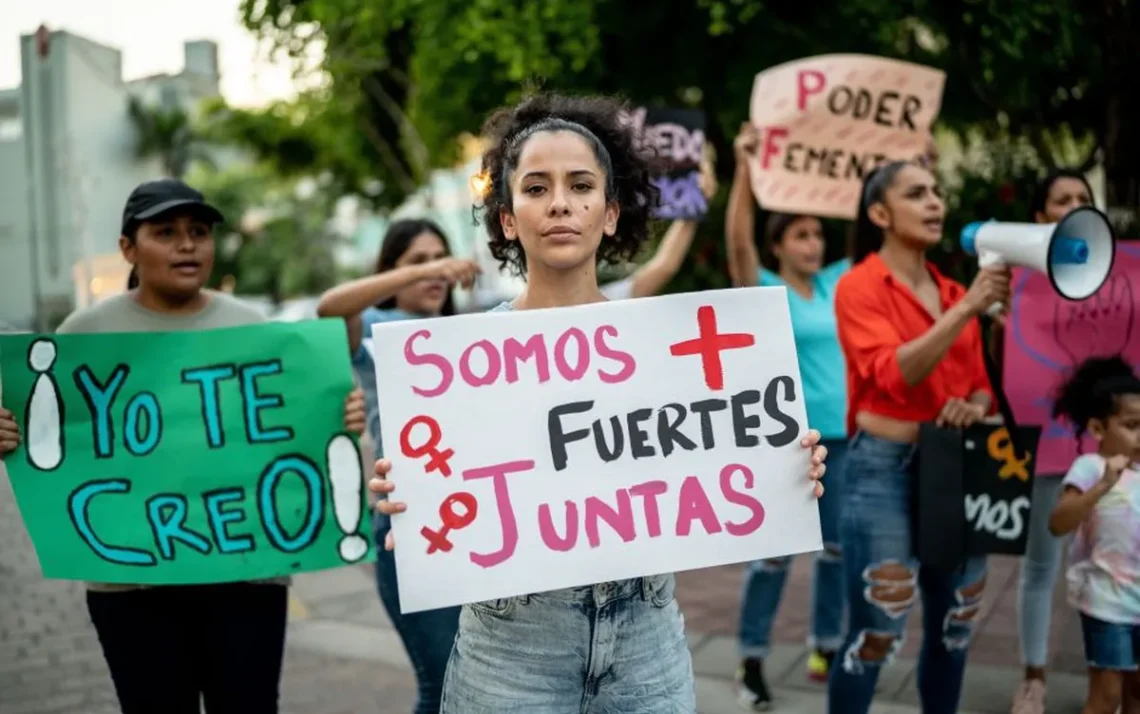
left=400, top=415, right=455, bottom=476
left=420, top=492, right=478, bottom=554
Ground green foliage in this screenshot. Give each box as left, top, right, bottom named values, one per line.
left=126, top=96, right=212, bottom=178
left=226, top=0, right=1138, bottom=289
left=186, top=163, right=346, bottom=302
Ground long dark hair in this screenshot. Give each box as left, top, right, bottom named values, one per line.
left=1030, top=169, right=1093, bottom=222
left=375, top=218, right=456, bottom=316
left=760, top=213, right=815, bottom=272
left=127, top=266, right=139, bottom=289
left=476, top=92, right=656, bottom=276
left=852, top=161, right=910, bottom=264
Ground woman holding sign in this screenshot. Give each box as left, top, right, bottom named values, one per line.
left=999, top=170, right=1094, bottom=714
left=367, top=92, right=830, bottom=713
left=724, top=121, right=850, bottom=700
left=317, top=219, right=478, bottom=714
left=829, top=161, right=1011, bottom=714
left=0, top=177, right=368, bottom=714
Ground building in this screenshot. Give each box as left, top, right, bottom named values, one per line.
left=0, top=27, right=221, bottom=330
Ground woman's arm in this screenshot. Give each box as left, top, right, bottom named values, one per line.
left=725, top=124, right=760, bottom=288
left=317, top=265, right=431, bottom=354
left=626, top=220, right=698, bottom=299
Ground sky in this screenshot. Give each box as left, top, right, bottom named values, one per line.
left=0, top=0, right=316, bottom=107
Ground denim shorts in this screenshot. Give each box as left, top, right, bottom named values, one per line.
left=1081, top=612, right=1140, bottom=671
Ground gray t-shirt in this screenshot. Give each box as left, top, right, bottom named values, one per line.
left=56, top=291, right=285, bottom=591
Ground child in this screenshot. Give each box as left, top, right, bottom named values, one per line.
left=1049, top=355, right=1140, bottom=714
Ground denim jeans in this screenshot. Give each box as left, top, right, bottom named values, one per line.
left=1081, top=613, right=1140, bottom=671
left=374, top=513, right=462, bottom=714
left=827, top=432, right=987, bottom=714
left=739, top=438, right=848, bottom=657
left=440, top=576, right=695, bottom=713
left=1017, top=475, right=1067, bottom=668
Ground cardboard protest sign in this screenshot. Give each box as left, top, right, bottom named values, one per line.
left=0, top=321, right=371, bottom=584
left=748, top=54, right=945, bottom=219
left=1004, top=244, right=1140, bottom=474
left=372, top=289, right=821, bottom=613
left=622, top=106, right=708, bottom=221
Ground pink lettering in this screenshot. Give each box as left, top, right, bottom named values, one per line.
left=719, top=464, right=766, bottom=536
left=459, top=339, right=502, bottom=387
left=584, top=490, right=636, bottom=548
left=503, top=334, right=551, bottom=383
left=675, top=475, right=723, bottom=537
left=538, top=501, right=579, bottom=551
left=462, top=459, right=536, bottom=568
left=796, top=69, right=826, bottom=110
left=554, top=328, right=590, bottom=381
left=629, top=480, right=668, bottom=537
left=404, top=330, right=454, bottom=398
left=593, top=325, right=636, bottom=384
left=760, top=127, right=789, bottom=170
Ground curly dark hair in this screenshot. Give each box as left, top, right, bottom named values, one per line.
left=1053, top=354, right=1140, bottom=443
left=474, top=92, right=658, bottom=276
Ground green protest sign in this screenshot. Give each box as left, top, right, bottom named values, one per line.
left=0, top=320, right=373, bottom=584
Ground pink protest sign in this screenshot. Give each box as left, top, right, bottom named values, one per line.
left=370, top=289, right=822, bottom=613
left=748, top=54, right=945, bottom=220
left=1004, top=244, right=1140, bottom=475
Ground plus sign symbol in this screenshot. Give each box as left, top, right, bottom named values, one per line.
left=669, top=305, right=755, bottom=391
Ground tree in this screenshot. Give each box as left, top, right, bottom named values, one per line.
left=126, top=96, right=211, bottom=178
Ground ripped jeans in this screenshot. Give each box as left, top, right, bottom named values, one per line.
left=828, top=432, right=987, bottom=714
left=739, top=438, right=848, bottom=657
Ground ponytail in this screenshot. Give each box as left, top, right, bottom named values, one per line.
left=852, top=161, right=908, bottom=264
left=127, top=266, right=139, bottom=290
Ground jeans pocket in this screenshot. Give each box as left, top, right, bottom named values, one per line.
left=468, top=596, right=519, bottom=621
left=645, top=574, right=676, bottom=608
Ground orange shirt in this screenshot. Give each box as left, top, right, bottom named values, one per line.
left=834, top=253, right=994, bottom=436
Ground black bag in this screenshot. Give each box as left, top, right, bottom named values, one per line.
left=914, top=317, right=1043, bottom=571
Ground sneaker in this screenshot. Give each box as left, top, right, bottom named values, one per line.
left=736, top=657, right=772, bottom=711
left=1010, top=678, right=1046, bottom=714
left=806, top=649, right=836, bottom=683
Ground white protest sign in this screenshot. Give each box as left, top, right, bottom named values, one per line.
left=372, top=288, right=822, bottom=613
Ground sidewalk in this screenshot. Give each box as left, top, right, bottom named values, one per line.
left=0, top=462, right=1086, bottom=713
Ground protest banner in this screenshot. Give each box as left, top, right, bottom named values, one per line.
left=371, top=289, right=821, bottom=613
left=0, top=320, right=372, bottom=584
left=621, top=106, right=708, bottom=221
left=1004, top=244, right=1140, bottom=475
left=748, top=54, right=945, bottom=220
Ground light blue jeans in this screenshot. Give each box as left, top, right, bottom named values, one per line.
left=1017, top=475, right=1068, bottom=668
left=738, top=438, right=848, bottom=657
left=828, top=432, right=987, bottom=714
left=440, top=576, right=695, bottom=713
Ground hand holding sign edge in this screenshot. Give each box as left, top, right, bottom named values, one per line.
left=369, top=458, right=403, bottom=551
left=802, top=428, right=827, bottom=498
left=0, top=407, right=19, bottom=456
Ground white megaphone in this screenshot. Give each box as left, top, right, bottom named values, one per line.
left=960, top=205, right=1116, bottom=313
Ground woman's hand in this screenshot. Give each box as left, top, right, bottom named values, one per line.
left=343, top=389, right=366, bottom=436
left=962, top=266, right=1012, bottom=317
left=936, top=397, right=987, bottom=428
left=801, top=429, right=827, bottom=498
left=0, top=408, right=19, bottom=457
left=368, top=458, right=404, bottom=550
left=733, top=122, right=760, bottom=161
left=420, top=258, right=482, bottom=290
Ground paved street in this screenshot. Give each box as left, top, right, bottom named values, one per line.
left=0, top=458, right=1089, bottom=713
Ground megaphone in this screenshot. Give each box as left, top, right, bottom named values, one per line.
left=960, top=206, right=1116, bottom=312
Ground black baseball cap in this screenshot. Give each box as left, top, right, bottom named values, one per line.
left=121, top=178, right=224, bottom=234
